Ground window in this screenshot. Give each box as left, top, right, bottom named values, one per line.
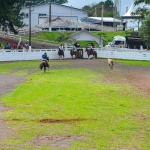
left=39, top=14, right=47, bottom=16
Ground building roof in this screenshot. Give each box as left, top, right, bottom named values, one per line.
left=121, top=2, right=150, bottom=19
left=67, top=29, right=107, bottom=42
left=24, top=2, right=87, bottom=13
left=35, top=17, right=114, bottom=31
left=90, top=17, right=121, bottom=22
left=81, top=17, right=123, bottom=23
left=122, top=3, right=139, bottom=19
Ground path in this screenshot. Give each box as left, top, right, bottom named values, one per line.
left=0, top=74, right=26, bottom=142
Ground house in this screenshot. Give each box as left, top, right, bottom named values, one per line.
left=21, top=2, right=88, bottom=26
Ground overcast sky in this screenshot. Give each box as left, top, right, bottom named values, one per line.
left=64, top=0, right=134, bottom=15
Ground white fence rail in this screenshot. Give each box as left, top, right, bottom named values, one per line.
left=100, top=47, right=150, bottom=61
left=0, top=47, right=150, bottom=61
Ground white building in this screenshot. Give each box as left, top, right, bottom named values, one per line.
left=21, top=2, right=88, bottom=26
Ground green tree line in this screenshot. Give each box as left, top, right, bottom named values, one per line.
left=82, top=0, right=114, bottom=17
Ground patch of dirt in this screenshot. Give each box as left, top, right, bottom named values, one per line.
left=127, top=71, right=150, bottom=94
left=27, top=135, right=85, bottom=149
left=0, top=74, right=26, bottom=142
left=0, top=59, right=150, bottom=147
left=0, top=74, right=26, bottom=96
left=40, top=118, right=96, bottom=123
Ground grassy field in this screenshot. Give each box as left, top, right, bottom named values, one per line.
left=0, top=60, right=150, bottom=149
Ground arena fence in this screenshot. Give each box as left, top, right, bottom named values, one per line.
left=0, top=47, right=150, bottom=61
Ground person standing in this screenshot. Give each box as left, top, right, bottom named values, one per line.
left=12, top=43, right=16, bottom=49
left=6, top=43, right=11, bottom=49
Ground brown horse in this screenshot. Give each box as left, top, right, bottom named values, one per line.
left=70, top=49, right=79, bottom=59
left=85, top=48, right=97, bottom=59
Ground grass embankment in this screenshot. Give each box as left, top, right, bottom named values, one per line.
left=22, top=32, right=64, bottom=44
left=0, top=60, right=150, bottom=149
left=22, top=30, right=131, bottom=47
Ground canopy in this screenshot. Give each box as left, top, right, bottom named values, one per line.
left=122, top=3, right=139, bottom=19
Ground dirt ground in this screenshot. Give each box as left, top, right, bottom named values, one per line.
left=0, top=59, right=150, bottom=148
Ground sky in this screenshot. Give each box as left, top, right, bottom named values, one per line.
left=64, top=0, right=134, bottom=16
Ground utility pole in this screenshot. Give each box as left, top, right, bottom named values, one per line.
left=95, top=7, right=97, bottom=17
left=126, top=7, right=128, bottom=30
left=27, top=0, right=33, bottom=51
left=101, top=5, right=104, bottom=31
left=49, top=0, right=51, bottom=32
left=29, top=6, right=32, bottom=51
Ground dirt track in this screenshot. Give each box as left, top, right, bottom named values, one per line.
left=0, top=59, right=150, bottom=144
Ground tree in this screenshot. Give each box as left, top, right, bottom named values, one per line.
left=134, top=0, right=150, bottom=45
left=26, top=0, right=68, bottom=5
left=0, top=0, right=25, bottom=34
left=139, top=14, right=150, bottom=46
left=82, top=0, right=114, bottom=17
left=104, top=0, right=113, bottom=9
left=104, top=0, right=114, bottom=17
left=134, top=0, right=150, bottom=5
left=52, top=0, right=67, bottom=3
left=0, top=0, right=68, bottom=34
left=133, top=0, right=150, bottom=20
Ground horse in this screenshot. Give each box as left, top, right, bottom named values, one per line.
left=85, top=48, right=97, bottom=59
left=70, top=49, right=79, bottom=59
left=39, top=56, right=49, bottom=73
left=58, top=49, right=64, bottom=60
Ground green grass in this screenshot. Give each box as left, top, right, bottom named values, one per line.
left=0, top=60, right=150, bottom=149
left=115, top=59, right=150, bottom=66
left=22, top=32, right=74, bottom=44
left=0, top=61, right=39, bottom=74
left=0, top=60, right=70, bottom=74
left=94, top=31, right=131, bottom=40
